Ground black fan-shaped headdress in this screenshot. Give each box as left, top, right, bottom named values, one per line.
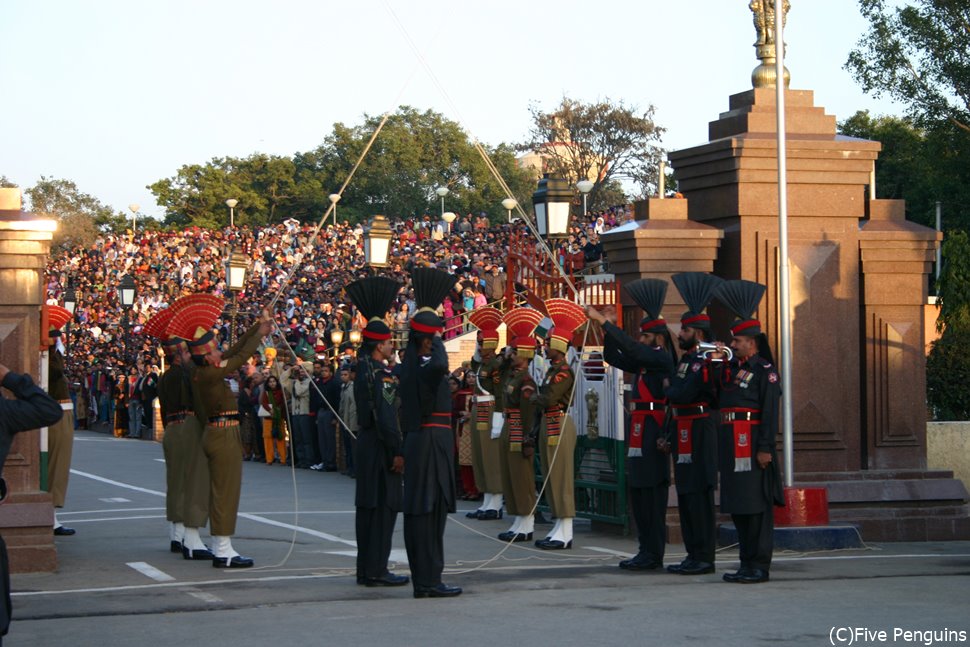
left=715, top=280, right=767, bottom=336
left=345, top=276, right=401, bottom=342
left=625, top=278, right=668, bottom=333
left=409, top=267, right=455, bottom=335
left=671, top=272, right=724, bottom=332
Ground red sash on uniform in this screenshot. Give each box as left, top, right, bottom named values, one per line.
left=721, top=407, right=760, bottom=472
left=475, top=396, right=494, bottom=432
left=507, top=408, right=523, bottom=451
left=628, top=374, right=665, bottom=458
left=673, top=404, right=709, bottom=465
left=545, top=407, right=563, bottom=446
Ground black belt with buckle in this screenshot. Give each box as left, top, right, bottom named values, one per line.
left=721, top=411, right=760, bottom=423
left=629, top=402, right=666, bottom=412
left=672, top=405, right=709, bottom=417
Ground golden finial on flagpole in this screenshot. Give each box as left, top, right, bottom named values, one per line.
left=749, top=0, right=791, bottom=88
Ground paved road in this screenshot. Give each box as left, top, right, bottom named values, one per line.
left=7, top=430, right=970, bottom=647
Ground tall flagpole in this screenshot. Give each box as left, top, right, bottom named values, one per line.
left=775, top=0, right=794, bottom=488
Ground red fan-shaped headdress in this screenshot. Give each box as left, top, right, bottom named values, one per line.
left=467, top=306, right=503, bottom=350
left=166, top=294, right=225, bottom=356
left=503, top=307, right=543, bottom=358
left=544, top=298, right=586, bottom=354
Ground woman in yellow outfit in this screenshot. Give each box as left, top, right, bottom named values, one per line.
left=260, top=375, right=288, bottom=465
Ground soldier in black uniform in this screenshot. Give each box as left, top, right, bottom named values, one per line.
left=344, top=276, right=409, bottom=588
left=712, top=280, right=784, bottom=584
left=587, top=280, right=674, bottom=569
left=0, top=362, right=63, bottom=644
left=399, top=268, right=461, bottom=598
left=665, top=272, right=723, bottom=575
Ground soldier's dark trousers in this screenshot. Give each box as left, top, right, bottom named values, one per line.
left=404, top=496, right=447, bottom=589
left=629, top=485, right=668, bottom=563
left=678, top=489, right=716, bottom=564
left=732, top=511, right=774, bottom=572
left=356, top=504, right=397, bottom=580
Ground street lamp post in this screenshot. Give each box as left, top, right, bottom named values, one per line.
left=576, top=180, right=594, bottom=216
left=227, top=248, right=250, bottom=344
left=501, top=198, right=517, bottom=224
left=119, top=274, right=137, bottom=368
left=63, top=284, right=76, bottom=353
left=128, top=203, right=140, bottom=235
left=226, top=199, right=238, bottom=228
left=329, top=193, right=341, bottom=227
left=435, top=187, right=449, bottom=218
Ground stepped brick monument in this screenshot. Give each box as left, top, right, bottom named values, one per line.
left=603, top=1, right=967, bottom=540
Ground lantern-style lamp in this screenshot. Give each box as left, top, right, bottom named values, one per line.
left=532, top=175, right=572, bottom=238
left=119, top=274, right=136, bottom=309
left=63, top=285, right=77, bottom=316
left=228, top=249, right=250, bottom=293
left=363, top=214, right=393, bottom=267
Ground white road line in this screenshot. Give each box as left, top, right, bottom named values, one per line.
left=68, top=471, right=355, bottom=545
left=64, top=515, right=166, bottom=523
left=58, top=507, right=165, bottom=516
left=12, top=573, right=347, bottom=597
left=238, top=513, right=357, bottom=548
left=127, top=562, right=175, bottom=582
left=153, top=459, right=166, bottom=463
left=324, top=548, right=409, bottom=563
left=585, top=546, right=634, bottom=558
left=12, top=552, right=970, bottom=599
left=98, top=497, right=131, bottom=503
left=70, top=469, right=165, bottom=497
left=186, top=590, right=223, bottom=604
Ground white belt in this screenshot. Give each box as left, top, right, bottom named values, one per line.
left=474, top=395, right=495, bottom=404
left=60, top=402, right=74, bottom=411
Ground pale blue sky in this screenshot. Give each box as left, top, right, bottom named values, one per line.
left=0, top=0, right=902, bottom=219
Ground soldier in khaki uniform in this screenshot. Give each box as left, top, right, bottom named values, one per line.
left=467, top=307, right=506, bottom=520
left=497, top=307, right=543, bottom=542
left=46, top=305, right=76, bottom=537
left=172, top=302, right=272, bottom=568
left=158, top=333, right=212, bottom=560
left=532, top=298, right=586, bottom=550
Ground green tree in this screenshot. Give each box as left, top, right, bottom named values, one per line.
left=846, top=0, right=970, bottom=133
left=0, top=175, right=17, bottom=188
left=839, top=111, right=970, bottom=230
left=927, top=230, right=970, bottom=419
left=25, top=177, right=125, bottom=249
left=150, top=154, right=295, bottom=228
left=152, top=107, right=534, bottom=226
left=301, top=106, right=534, bottom=223
left=519, top=96, right=665, bottom=210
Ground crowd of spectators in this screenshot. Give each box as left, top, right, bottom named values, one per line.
left=47, top=206, right=629, bottom=436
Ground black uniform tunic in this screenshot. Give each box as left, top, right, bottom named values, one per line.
left=716, top=353, right=784, bottom=573
left=399, top=337, right=457, bottom=589
left=354, top=355, right=404, bottom=580
left=601, top=321, right=673, bottom=562
left=665, top=348, right=719, bottom=565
